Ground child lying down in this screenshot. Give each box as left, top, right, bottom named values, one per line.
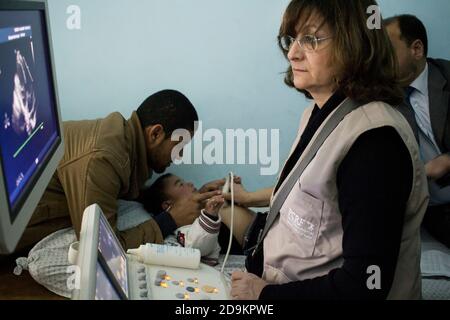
left=137, top=174, right=255, bottom=265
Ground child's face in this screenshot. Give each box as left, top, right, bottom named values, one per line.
left=164, top=175, right=197, bottom=202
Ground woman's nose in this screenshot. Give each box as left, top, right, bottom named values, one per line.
left=287, top=41, right=304, bottom=62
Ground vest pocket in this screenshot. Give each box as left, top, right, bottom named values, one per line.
left=279, top=191, right=324, bottom=257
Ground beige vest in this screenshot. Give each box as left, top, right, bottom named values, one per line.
left=263, top=101, right=429, bottom=299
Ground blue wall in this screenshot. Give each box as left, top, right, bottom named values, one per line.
left=46, top=0, right=450, bottom=191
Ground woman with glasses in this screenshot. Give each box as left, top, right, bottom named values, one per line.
left=229, top=0, right=428, bottom=300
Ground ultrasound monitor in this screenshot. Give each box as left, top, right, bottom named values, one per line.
left=74, top=204, right=129, bottom=300
left=98, top=211, right=129, bottom=297
left=0, top=1, right=64, bottom=253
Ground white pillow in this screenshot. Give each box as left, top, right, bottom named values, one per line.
left=116, top=199, right=152, bottom=231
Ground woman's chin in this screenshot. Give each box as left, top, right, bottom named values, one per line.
left=293, top=82, right=308, bottom=91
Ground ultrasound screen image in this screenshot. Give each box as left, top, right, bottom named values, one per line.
left=0, top=11, right=60, bottom=222
left=97, top=214, right=129, bottom=298
left=95, top=262, right=121, bottom=300
left=11, top=44, right=37, bottom=136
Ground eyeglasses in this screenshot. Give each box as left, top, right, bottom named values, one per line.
left=278, top=34, right=332, bottom=52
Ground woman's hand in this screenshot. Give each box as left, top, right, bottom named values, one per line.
left=231, top=271, right=268, bottom=300
left=223, top=182, right=251, bottom=206
left=223, top=177, right=273, bottom=208
left=199, top=175, right=242, bottom=193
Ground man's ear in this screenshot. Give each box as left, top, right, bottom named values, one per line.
left=145, top=125, right=166, bottom=146
left=161, top=200, right=172, bottom=211
left=410, top=39, right=425, bottom=60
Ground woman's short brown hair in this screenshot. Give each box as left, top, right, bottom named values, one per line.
left=279, top=0, right=404, bottom=106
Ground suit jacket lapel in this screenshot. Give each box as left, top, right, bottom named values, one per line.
left=428, top=61, right=449, bottom=151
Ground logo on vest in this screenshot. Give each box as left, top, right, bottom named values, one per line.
left=287, top=208, right=316, bottom=240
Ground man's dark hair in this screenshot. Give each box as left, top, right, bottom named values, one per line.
left=384, top=14, right=428, bottom=57
left=138, top=173, right=173, bottom=214
left=136, top=90, right=198, bottom=136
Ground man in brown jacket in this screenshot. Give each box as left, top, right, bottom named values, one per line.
left=16, top=89, right=221, bottom=251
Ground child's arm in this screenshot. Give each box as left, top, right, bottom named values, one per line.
left=185, top=209, right=222, bottom=258
left=184, top=195, right=224, bottom=259
left=224, top=184, right=273, bottom=208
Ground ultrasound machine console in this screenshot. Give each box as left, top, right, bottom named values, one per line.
left=73, top=204, right=231, bottom=300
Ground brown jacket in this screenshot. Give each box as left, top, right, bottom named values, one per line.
left=19, top=112, right=164, bottom=251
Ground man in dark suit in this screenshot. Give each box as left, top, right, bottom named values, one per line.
left=385, top=14, right=450, bottom=247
